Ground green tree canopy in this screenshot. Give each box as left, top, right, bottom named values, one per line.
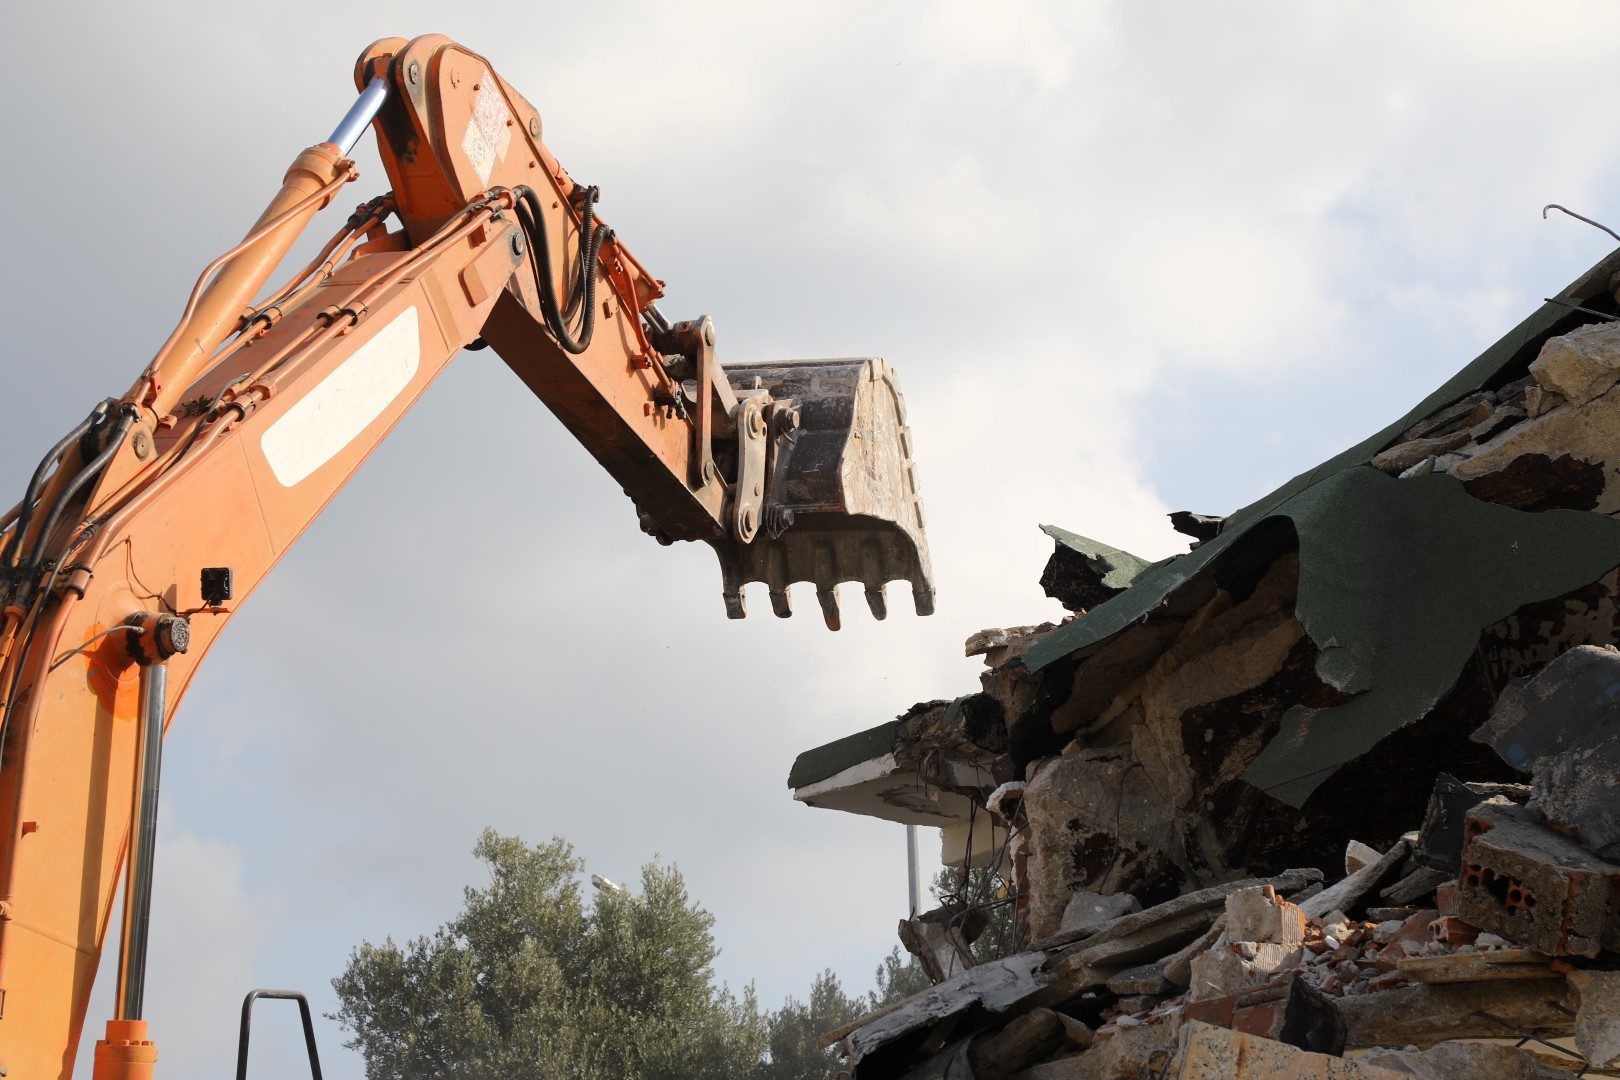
left=331, top=829, right=762, bottom=1080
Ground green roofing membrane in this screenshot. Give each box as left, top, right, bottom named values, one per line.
left=1019, top=250, right=1620, bottom=807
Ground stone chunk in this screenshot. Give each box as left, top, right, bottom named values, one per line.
left=1459, top=799, right=1620, bottom=957
left=1080, top=907, right=1220, bottom=969
left=1172, top=1020, right=1405, bottom=1079
left=1360, top=1042, right=1572, bottom=1079
left=969, top=1008, right=1064, bottom=1080
left=1059, top=890, right=1141, bottom=938
left=899, top=911, right=978, bottom=984
left=1528, top=734, right=1620, bottom=861
left=1107, top=962, right=1171, bottom=996
left=1380, top=867, right=1450, bottom=905
left=1471, top=646, right=1620, bottom=771
left=1530, top=320, right=1620, bottom=405
left=1570, top=970, right=1620, bottom=1069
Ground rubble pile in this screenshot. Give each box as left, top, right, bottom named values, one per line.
left=794, top=258, right=1620, bottom=1076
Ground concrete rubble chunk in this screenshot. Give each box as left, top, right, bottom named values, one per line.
left=969, top=1008, right=1065, bottom=1080
left=843, top=952, right=1047, bottom=1064
left=1107, top=961, right=1171, bottom=996
left=1570, top=970, right=1620, bottom=1069
left=1164, top=916, right=1227, bottom=988
left=1041, top=868, right=1322, bottom=953
left=1059, top=891, right=1141, bottom=938
left=1008, top=1014, right=1182, bottom=1080
left=1054, top=1013, right=1093, bottom=1050
left=1301, top=841, right=1410, bottom=920
left=1379, top=867, right=1449, bottom=905
left=1080, top=906, right=1221, bottom=969
left=1360, top=1042, right=1573, bottom=1079
left=900, top=910, right=978, bottom=984
left=1171, top=1020, right=1405, bottom=1079
left=1528, top=734, right=1620, bottom=862
left=1471, top=645, right=1620, bottom=772
left=1338, top=979, right=1578, bottom=1048
left=1397, top=948, right=1558, bottom=985
left=1458, top=798, right=1620, bottom=957
left=1529, top=320, right=1620, bottom=406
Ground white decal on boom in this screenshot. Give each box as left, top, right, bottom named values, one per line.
left=260, top=306, right=420, bottom=487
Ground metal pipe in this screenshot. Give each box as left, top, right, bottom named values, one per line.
left=906, top=824, right=921, bottom=918
left=327, top=77, right=389, bottom=156
left=115, top=661, right=167, bottom=1020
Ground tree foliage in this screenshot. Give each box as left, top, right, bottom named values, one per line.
left=332, top=829, right=986, bottom=1080
left=331, top=830, right=762, bottom=1080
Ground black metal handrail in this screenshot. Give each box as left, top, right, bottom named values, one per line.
left=235, top=989, right=324, bottom=1080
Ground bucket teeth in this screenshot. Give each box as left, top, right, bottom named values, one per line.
left=724, top=588, right=746, bottom=620
left=701, top=356, right=935, bottom=630
left=816, top=587, right=842, bottom=631
left=769, top=588, right=793, bottom=619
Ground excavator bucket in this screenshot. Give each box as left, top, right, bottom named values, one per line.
left=711, top=358, right=935, bottom=629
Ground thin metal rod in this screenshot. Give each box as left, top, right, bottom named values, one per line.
left=327, top=77, right=389, bottom=156
left=116, top=661, right=167, bottom=1020
left=906, top=824, right=921, bottom=918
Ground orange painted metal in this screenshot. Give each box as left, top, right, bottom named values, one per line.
left=0, top=35, right=928, bottom=1077
left=90, top=1019, right=157, bottom=1080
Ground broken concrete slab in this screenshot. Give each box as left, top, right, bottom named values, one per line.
left=1397, top=948, right=1558, bottom=985
left=1359, top=1042, right=1572, bottom=1079
left=1107, top=962, right=1171, bottom=996
left=1300, top=841, right=1409, bottom=920
left=1039, top=869, right=1321, bottom=954
left=1080, top=907, right=1220, bottom=970
left=843, top=952, right=1048, bottom=1064
left=1058, top=891, right=1140, bottom=938
left=1338, top=979, right=1577, bottom=1048
left=1471, top=645, right=1620, bottom=771
left=1164, top=917, right=1227, bottom=989
left=1569, top=970, right=1620, bottom=1069
left=1379, top=867, right=1449, bottom=905
left=1225, top=885, right=1307, bottom=947
left=1172, top=1020, right=1404, bottom=1079
left=1459, top=799, right=1620, bottom=957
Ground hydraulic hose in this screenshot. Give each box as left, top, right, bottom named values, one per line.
left=14, top=411, right=136, bottom=607
left=512, top=185, right=611, bottom=355
left=1, top=402, right=109, bottom=588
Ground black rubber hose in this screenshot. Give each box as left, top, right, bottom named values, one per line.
left=1, top=402, right=108, bottom=586
left=14, top=411, right=135, bottom=606
left=512, top=185, right=606, bottom=355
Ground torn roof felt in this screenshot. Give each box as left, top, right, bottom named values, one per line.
left=1038, top=524, right=1154, bottom=592
left=1021, top=249, right=1620, bottom=676
left=1019, top=249, right=1620, bottom=807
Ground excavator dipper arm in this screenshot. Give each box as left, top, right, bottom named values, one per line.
left=0, top=36, right=932, bottom=1078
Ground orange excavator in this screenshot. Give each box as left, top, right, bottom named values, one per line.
left=0, top=36, right=933, bottom=1079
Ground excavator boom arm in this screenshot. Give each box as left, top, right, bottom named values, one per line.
left=0, top=37, right=932, bottom=1078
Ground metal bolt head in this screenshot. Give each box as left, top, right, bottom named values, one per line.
left=701, top=317, right=716, bottom=347
left=510, top=232, right=526, bottom=257
left=131, top=430, right=153, bottom=460
left=407, top=61, right=421, bottom=86
left=450, top=67, right=461, bottom=88
left=741, top=507, right=757, bottom=534
left=703, top=460, right=716, bottom=483
left=529, top=116, right=542, bottom=138
left=155, top=614, right=191, bottom=657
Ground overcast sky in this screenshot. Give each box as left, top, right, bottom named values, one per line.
left=6, top=3, right=1620, bottom=1076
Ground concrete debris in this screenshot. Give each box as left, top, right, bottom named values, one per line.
left=1569, top=970, right=1620, bottom=1068
left=900, top=905, right=983, bottom=984
left=793, top=253, right=1620, bottom=1077
left=1058, top=891, right=1140, bottom=938
left=1360, top=1042, right=1573, bottom=1079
